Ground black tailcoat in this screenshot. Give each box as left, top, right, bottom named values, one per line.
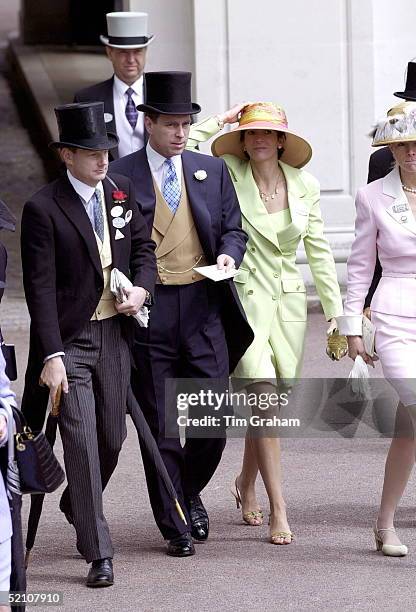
left=21, top=172, right=157, bottom=430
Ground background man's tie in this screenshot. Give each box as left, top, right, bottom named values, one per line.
left=162, top=159, right=180, bottom=214
left=125, top=87, right=138, bottom=130
left=92, top=189, right=105, bottom=242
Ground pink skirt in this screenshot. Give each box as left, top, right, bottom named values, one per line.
left=372, top=310, right=416, bottom=406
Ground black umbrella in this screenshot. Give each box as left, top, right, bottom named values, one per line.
left=25, top=385, right=186, bottom=565
left=126, top=387, right=187, bottom=524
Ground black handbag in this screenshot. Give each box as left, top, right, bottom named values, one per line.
left=11, top=406, right=65, bottom=495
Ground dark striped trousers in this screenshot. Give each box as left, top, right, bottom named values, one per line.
left=59, top=317, right=130, bottom=563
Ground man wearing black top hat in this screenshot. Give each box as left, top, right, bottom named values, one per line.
left=74, top=11, right=154, bottom=161
left=111, top=71, right=253, bottom=557
left=364, top=60, right=416, bottom=309
left=21, top=102, right=156, bottom=586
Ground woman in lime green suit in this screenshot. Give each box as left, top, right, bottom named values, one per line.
left=188, top=103, right=343, bottom=544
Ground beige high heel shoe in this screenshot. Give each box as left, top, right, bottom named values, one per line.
left=373, top=525, right=408, bottom=557
left=268, top=514, right=294, bottom=545
left=231, top=478, right=264, bottom=526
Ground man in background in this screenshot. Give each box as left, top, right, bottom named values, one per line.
left=74, top=11, right=154, bottom=160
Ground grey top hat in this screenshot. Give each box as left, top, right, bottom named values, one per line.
left=100, top=12, right=155, bottom=49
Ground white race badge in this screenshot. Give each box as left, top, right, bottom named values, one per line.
left=111, top=205, right=123, bottom=218
left=104, top=113, right=113, bottom=123
left=125, top=210, right=132, bottom=223
left=113, top=217, right=126, bottom=229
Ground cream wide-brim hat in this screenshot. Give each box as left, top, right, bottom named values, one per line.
left=372, top=100, right=416, bottom=146
left=212, top=102, right=312, bottom=169
left=100, top=11, right=155, bottom=49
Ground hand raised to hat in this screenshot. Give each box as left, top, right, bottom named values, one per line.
left=217, top=102, right=249, bottom=126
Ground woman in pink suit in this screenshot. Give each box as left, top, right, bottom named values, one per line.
left=339, top=100, right=416, bottom=557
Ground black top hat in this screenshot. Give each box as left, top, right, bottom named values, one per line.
left=394, top=62, right=416, bottom=101
left=49, top=102, right=119, bottom=150
left=137, top=72, right=201, bottom=115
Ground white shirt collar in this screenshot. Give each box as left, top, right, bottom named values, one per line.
left=146, top=142, right=182, bottom=174
left=113, top=74, right=143, bottom=97
left=66, top=170, right=103, bottom=204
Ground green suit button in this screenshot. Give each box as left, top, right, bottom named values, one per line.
left=272, top=295, right=277, bottom=301
left=250, top=247, right=256, bottom=253
left=251, top=267, right=256, bottom=273
left=273, top=272, right=279, bottom=278
left=247, top=289, right=254, bottom=295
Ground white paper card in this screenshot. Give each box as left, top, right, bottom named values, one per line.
left=193, top=265, right=239, bottom=282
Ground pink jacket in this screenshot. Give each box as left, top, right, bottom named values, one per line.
left=339, top=166, right=416, bottom=335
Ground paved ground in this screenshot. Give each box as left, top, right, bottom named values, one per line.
left=2, top=7, right=416, bottom=612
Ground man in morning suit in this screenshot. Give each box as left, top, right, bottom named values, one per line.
left=21, top=102, right=156, bottom=587
left=74, top=11, right=154, bottom=160
left=365, top=61, right=416, bottom=307
left=111, top=71, right=253, bottom=557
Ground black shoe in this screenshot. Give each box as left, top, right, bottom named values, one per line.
left=188, top=495, right=209, bottom=541
left=86, top=558, right=114, bottom=588
left=166, top=534, right=195, bottom=557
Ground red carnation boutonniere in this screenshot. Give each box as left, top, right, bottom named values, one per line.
left=112, top=190, right=128, bottom=204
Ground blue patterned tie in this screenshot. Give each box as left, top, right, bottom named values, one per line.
left=162, top=159, right=181, bottom=214
left=93, top=189, right=105, bottom=242
left=125, top=87, right=138, bottom=129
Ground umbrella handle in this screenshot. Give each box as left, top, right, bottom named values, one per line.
left=175, top=499, right=187, bottom=525
left=51, top=384, right=62, bottom=417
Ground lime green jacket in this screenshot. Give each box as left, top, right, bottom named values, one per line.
left=187, top=119, right=343, bottom=361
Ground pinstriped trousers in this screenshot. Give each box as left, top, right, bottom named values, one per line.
left=59, top=317, right=130, bottom=563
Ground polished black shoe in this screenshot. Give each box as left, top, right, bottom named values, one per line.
left=86, top=558, right=114, bottom=588
left=188, top=495, right=209, bottom=541
left=166, top=534, right=195, bottom=557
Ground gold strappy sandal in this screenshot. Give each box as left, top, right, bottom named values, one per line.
left=270, top=531, right=294, bottom=545
left=231, top=478, right=264, bottom=526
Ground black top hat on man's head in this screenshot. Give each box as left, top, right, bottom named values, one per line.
left=394, top=61, right=416, bottom=101
left=137, top=71, right=201, bottom=115
left=49, top=102, right=119, bottom=150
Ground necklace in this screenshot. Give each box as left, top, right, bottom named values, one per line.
left=402, top=183, right=416, bottom=194
left=258, top=176, right=284, bottom=202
